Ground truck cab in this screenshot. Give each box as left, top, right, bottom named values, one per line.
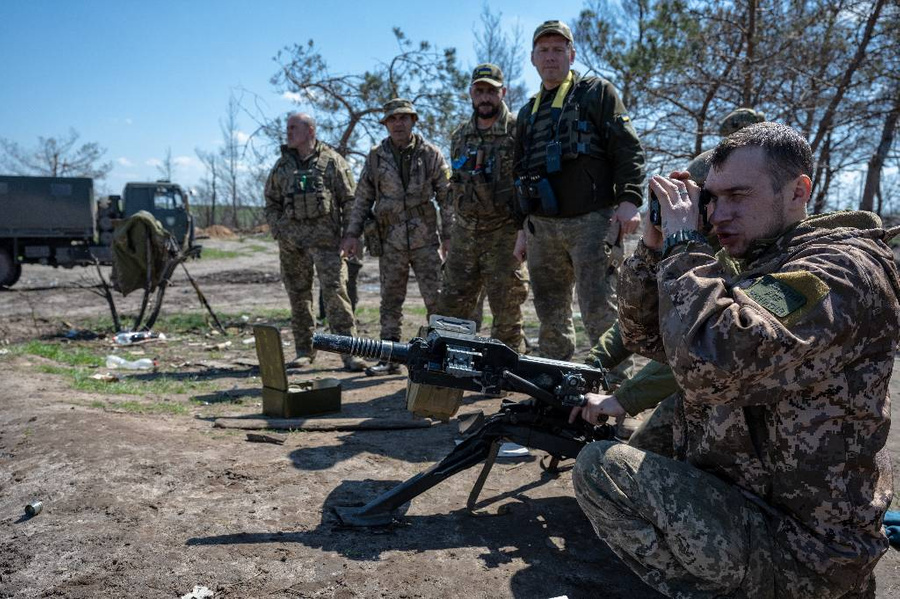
left=121, top=181, right=194, bottom=250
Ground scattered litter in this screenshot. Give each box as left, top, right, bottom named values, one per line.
left=0, top=349, right=8, bottom=355
left=205, top=341, right=232, bottom=351
left=113, top=331, right=166, bottom=345
left=180, top=586, right=214, bottom=599
left=65, top=329, right=99, bottom=341
left=241, top=314, right=250, bottom=322
left=90, top=373, right=120, bottom=383
left=105, top=355, right=155, bottom=370
left=498, top=442, right=530, bottom=458
left=242, top=337, right=255, bottom=345
left=246, top=432, right=286, bottom=445
left=25, top=501, right=43, bottom=517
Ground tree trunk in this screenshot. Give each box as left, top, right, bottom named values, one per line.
left=809, top=0, right=885, bottom=153
left=860, top=90, right=900, bottom=212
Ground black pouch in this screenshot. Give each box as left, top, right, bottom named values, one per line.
left=545, top=141, right=562, bottom=174
left=537, top=179, right=558, bottom=216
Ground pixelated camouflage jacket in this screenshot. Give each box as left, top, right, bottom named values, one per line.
left=346, top=133, right=451, bottom=252
left=264, top=141, right=355, bottom=249
left=618, top=211, right=900, bottom=589
left=448, top=103, right=519, bottom=231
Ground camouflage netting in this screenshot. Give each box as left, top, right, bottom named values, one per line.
left=111, top=211, right=172, bottom=296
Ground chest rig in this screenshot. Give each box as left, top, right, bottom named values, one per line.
left=518, top=75, right=611, bottom=217
left=287, top=151, right=333, bottom=220
left=450, top=116, right=515, bottom=222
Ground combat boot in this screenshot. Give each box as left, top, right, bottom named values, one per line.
left=342, top=355, right=367, bottom=372
left=286, top=351, right=315, bottom=369
left=365, top=361, right=401, bottom=376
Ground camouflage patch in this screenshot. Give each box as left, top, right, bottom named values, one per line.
left=745, top=272, right=828, bottom=323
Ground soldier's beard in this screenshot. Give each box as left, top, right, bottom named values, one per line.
left=474, top=102, right=500, bottom=119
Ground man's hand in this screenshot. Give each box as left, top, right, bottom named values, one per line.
left=513, top=230, right=527, bottom=263
left=568, top=393, right=627, bottom=426
left=340, top=236, right=361, bottom=258
left=648, top=174, right=702, bottom=238
left=439, top=239, right=451, bottom=262
left=642, top=210, right=663, bottom=251
left=612, top=201, right=641, bottom=235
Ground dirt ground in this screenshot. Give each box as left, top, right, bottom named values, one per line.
left=1, top=235, right=899, bottom=599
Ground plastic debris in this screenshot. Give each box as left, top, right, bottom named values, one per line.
left=105, top=355, right=155, bottom=370
left=180, top=586, right=214, bottom=599
left=113, top=331, right=166, bottom=345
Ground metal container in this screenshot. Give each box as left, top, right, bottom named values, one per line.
left=25, top=500, right=43, bottom=517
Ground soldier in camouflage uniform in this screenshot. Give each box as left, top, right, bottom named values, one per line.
left=513, top=20, right=646, bottom=360
left=573, top=123, right=899, bottom=597
left=264, top=113, right=366, bottom=371
left=438, top=64, right=529, bottom=351
left=578, top=108, right=766, bottom=452
left=341, top=99, right=451, bottom=375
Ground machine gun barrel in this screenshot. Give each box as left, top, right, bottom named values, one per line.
left=313, top=333, right=411, bottom=364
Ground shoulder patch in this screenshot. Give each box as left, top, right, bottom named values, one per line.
left=745, top=271, right=829, bottom=325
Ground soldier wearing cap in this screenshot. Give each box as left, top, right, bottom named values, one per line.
left=264, top=112, right=367, bottom=371
left=341, top=98, right=451, bottom=375
left=437, top=64, right=529, bottom=351
left=513, top=20, right=646, bottom=361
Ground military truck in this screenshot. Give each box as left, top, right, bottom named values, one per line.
left=0, top=175, right=198, bottom=288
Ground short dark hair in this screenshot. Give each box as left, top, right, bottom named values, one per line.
left=709, top=122, right=813, bottom=191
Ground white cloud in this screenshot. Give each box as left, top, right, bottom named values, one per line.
left=282, top=91, right=302, bottom=103
left=174, top=155, right=198, bottom=168
left=235, top=131, right=251, bottom=144
left=145, top=158, right=163, bottom=167
left=116, top=157, right=134, bottom=167
left=124, top=118, right=133, bottom=125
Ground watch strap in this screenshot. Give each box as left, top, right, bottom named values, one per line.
left=662, top=229, right=707, bottom=257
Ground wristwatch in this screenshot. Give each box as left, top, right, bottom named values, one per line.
left=662, top=229, right=707, bottom=257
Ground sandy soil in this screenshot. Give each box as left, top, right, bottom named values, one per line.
left=0, top=236, right=898, bottom=598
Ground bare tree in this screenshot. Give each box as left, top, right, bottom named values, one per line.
left=473, top=4, right=528, bottom=110
left=0, top=128, right=113, bottom=179
left=156, top=146, right=175, bottom=181
left=220, top=95, right=243, bottom=228
left=269, top=29, right=468, bottom=159
left=195, top=148, right=219, bottom=226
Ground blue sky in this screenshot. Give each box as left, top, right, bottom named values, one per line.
left=0, top=1, right=589, bottom=195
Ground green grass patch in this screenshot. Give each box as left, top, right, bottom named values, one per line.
left=79, top=308, right=293, bottom=335
left=200, top=247, right=241, bottom=260
left=14, top=341, right=102, bottom=367
left=36, top=364, right=214, bottom=397
left=103, top=400, right=188, bottom=415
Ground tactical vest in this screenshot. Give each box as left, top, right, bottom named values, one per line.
left=450, top=118, right=516, bottom=222
left=522, top=77, right=616, bottom=217
left=288, top=152, right=333, bottom=220
left=368, top=146, right=437, bottom=228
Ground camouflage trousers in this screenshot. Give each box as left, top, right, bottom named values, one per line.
left=438, top=224, right=529, bottom=351
left=573, top=442, right=865, bottom=599
left=379, top=244, right=442, bottom=340
left=278, top=240, right=356, bottom=356
left=525, top=209, right=618, bottom=360
left=627, top=393, right=677, bottom=458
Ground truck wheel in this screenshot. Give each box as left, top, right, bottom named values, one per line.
left=0, top=249, right=21, bottom=289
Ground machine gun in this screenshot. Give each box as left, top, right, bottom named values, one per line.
left=312, top=316, right=615, bottom=526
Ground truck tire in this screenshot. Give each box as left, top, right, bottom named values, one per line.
left=0, top=248, right=21, bottom=289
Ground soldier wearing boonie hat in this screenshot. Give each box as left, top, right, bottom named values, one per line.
left=512, top=19, right=645, bottom=361
left=379, top=98, right=418, bottom=124
left=342, top=98, right=451, bottom=375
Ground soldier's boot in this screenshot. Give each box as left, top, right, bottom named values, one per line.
left=365, top=361, right=401, bottom=377
left=286, top=349, right=315, bottom=369
left=342, top=355, right=367, bottom=372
